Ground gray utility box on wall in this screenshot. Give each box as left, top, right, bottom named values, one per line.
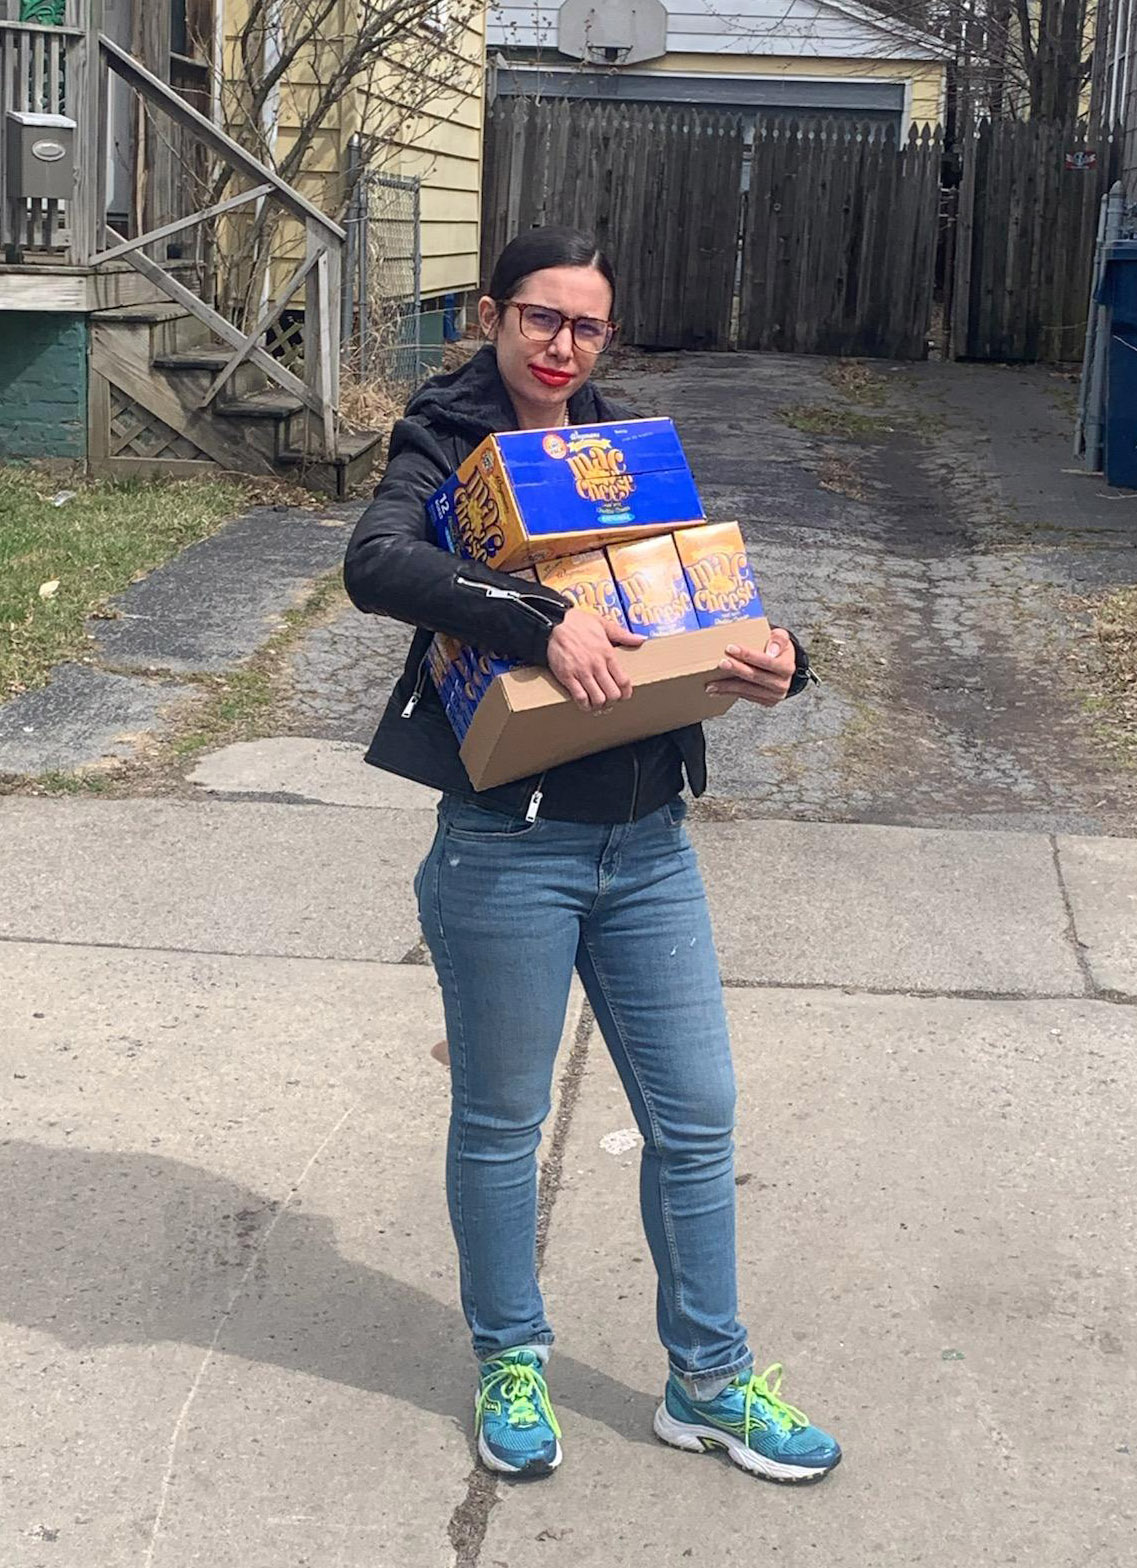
left=6, top=111, right=76, bottom=201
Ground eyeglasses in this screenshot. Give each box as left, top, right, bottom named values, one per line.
left=502, top=301, right=616, bottom=354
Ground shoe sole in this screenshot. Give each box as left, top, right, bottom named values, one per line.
left=653, top=1402, right=840, bottom=1485
left=477, top=1428, right=562, bottom=1476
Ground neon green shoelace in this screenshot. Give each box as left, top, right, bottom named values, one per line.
left=477, top=1360, right=562, bottom=1438
left=741, top=1363, right=809, bottom=1436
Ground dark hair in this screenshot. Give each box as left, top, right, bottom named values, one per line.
left=487, top=225, right=617, bottom=315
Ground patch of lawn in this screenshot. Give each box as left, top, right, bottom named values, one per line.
left=0, top=467, right=245, bottom=697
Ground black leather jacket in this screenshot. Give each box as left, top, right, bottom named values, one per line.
left=343, top=347, right=806, bottom=823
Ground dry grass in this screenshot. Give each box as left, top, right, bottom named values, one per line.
left=779, top=403, right=893, bottom=440
left=823, top=359, right=890, bottom=406
left=338, top=373, right=404, bottom=439
left=442, top=336, right=481, bottom=372
left=1085, top=586, right=1137, bottom=765
left=818, top=451, right=868, bottom=501
left=337, top=337, right=481, bottom=443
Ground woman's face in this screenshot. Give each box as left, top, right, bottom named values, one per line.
left=478, top=264, right=614, bottom=424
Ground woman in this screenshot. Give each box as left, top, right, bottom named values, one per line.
left=343, top=226, right=839, bottom=1484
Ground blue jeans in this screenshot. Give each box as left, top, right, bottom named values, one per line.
left=415, top=793, right=753, bottom=1399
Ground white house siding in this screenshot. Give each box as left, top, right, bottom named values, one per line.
left=488, top=2, right=940, bottom=61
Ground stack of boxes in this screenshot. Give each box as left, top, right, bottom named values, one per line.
left=423, top=417, right=769, bottom=785
left=533, top=523, right=765, bottom=640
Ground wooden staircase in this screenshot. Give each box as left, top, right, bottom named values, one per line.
left=0, top=12, right=383, bottom=496
left=89, top=301, right=382, bottom=496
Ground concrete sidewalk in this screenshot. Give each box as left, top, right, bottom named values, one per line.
left=2, top=754, right=1135, bottom=1566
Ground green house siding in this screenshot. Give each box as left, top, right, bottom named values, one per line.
left=0, top=313, right=88, bottom=459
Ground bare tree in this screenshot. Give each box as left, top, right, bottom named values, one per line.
left=184, top=0, right=483, bottom=326
left=699, top=0, right=1094, bottom=128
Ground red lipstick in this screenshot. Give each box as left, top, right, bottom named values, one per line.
left=530, top=365, right=574, bottom=388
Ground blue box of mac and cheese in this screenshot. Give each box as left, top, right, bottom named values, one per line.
left=425, top=418, right=705, bottom=569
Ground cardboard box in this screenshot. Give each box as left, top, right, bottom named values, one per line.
left=607, top=535, right=700, bottom=636
left=536, top=550, right=629, bottom=628
left=674, top=521, right=766, bottom=628
left=426, top=418, right=704, bottom=569
left=458, top=622, right=769, bottom=790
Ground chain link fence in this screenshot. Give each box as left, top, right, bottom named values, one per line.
left=342, top=155, right=429, bottom=391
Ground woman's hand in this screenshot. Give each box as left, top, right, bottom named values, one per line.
left=547, top=608, right=645, bottom=711
left=706, top=629, right=796, bottom=707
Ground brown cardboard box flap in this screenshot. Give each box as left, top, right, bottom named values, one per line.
left=459, top=621, right=769, bottom=790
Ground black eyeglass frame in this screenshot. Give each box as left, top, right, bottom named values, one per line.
left=498, top=300, right=618, bottom=354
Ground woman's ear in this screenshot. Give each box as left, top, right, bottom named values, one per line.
left=477, top=294, right=500, bottom=340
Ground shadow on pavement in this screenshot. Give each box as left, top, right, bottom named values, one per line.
left=0, top=1139, right=659, bottom=1446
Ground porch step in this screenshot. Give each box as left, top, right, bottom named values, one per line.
left=152, top=347, right=231, bottom=372
left=278, top=429, right=383, bottom=499
left=216, top=391, right=305, bottom=420
left=91, top=299, right=211, bottom=357
left=90, top=301, right=191, bottom=324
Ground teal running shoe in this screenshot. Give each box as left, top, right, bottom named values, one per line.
left=654, top=1363, right=841, bottom=1484
left=475, top=1350, right=562, bottom=1476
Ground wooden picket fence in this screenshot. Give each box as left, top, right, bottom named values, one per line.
left=481, top=97, right=744, bottom=351
left=740, top=120, right=943, bottom=359
left=483, top=98, right=940, bottom=358
left=482, top=97, right=1121, bottom=364
left=949, top=118, right=1124, bottom=363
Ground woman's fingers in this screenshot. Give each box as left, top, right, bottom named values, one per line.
left=580, top=671, right=611, bottom=710
left=595, top=662, right=624, bottom=705
left=716, top=654, right=783, bottom=686
left=706, top=677, right=782, bottom=706
left=713, top=654, right=791, bottom=698
left=605, top=622, right=647, bottom=649
left=605, top=651, right=634, bottom=701
left=562, top=674, right=590, bottom=709
left=547, top=609, right=639, bottom=708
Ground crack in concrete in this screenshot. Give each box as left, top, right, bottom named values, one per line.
left=2, top=933, right=1131, bottom=1005
left=1049, top=834, right=1099, bottom=999
left=445, top=1001, right=596, bottom=1568
left=720, top=976, right=1137, bottom=1006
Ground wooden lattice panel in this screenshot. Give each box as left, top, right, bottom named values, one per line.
left=108, top=388, right=211, bottom=462
left=264, top=311, right=306, bottom=374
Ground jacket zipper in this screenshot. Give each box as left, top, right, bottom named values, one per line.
left=454, top=573, right=562, bottom=629
left=401, top=653, right=430, bottom=718
left=628, top=745, right=640, bottom=824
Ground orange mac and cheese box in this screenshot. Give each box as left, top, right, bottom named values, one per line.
left=606, top=535, right=700, bottom=637
left=673, top=522, right=765, bottom=628
left=536, top=550, right=629, bottom=629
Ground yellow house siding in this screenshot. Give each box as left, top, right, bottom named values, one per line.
left=219, top=1, right=486, bottom=302
left=220, top=0, right=358, bottom=299
left=634, top=51, right=947, bottom=129
left=370, top=10, right=487, bottom=298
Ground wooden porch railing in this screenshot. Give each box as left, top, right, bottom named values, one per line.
left=0, top=2, right=84, bottom=256
left=0, top=0, right=345, bottom=460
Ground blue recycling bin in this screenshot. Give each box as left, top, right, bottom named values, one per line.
left=1099, top=241, right=1137, bottom=489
